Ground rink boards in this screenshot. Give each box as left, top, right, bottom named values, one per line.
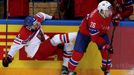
left=0, top=20, right=134, bottom=75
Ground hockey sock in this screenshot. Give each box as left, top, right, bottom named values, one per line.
left=101, top=49, right=112, bottom=71
left=68, top=50, right=84, bottom=71
left=63, top=50, right=72, bottom=67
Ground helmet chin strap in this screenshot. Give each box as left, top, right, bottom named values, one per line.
left=99, top=11, right=106, bottom=18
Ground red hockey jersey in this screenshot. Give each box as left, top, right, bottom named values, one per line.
left=79, top=9, right=112, bottom=45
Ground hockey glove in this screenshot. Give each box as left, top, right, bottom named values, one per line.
left=112, top=14, right=121, bottom=26
left=102, top=44, right=113, bottom=54
left=2, top=55, right=13, bottom=67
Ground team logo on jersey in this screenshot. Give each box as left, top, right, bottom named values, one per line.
left=102, top=26, right=110, bottom=30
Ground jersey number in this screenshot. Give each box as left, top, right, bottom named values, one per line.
left=90, top=22, right=96, bottom=28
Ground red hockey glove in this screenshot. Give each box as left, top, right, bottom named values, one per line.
left=112, top=14, right=121, bottom=26
left=2, top=55, right=13, bottom=67
left=102, top=44, right=113, bottom=54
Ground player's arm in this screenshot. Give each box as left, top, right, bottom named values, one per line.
left=8, top=26, right=30, bottom=57
left=90, top=30, right=107, bottom=46
left=2, top=35, right=25, bottom=67
left=8, top=36, right=25, bottom=57
left=34, top=12, right=53, bottom=23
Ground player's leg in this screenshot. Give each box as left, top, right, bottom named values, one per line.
left=48, top=32, right=77, bottom=75
left=61, top=42, right=74, bottom=75
left=50, top=32, right=77, bottom=46
left=48, top=32, right=78, bottom=75
left=98, top=34, right=112, bottom=75
left=68, top=32, right=91, bottom=73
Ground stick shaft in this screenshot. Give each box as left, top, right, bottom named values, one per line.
left=5, top=0, right=9, bottom=56
left=110, top=26, right=116, bottom=46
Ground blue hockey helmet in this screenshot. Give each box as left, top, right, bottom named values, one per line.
left=24, top=16, right=37, bottom=27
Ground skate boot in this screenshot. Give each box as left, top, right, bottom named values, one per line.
left=68, top=71, right=77, bottom=75
left=61, top=66, right=69, bottom=75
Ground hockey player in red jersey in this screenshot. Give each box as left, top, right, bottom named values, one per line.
left=67, top=1, right=113, bottom=75
left=105, top=0, right=133, bottom=20
left=113, top=0, right=133, bottom=22
left=2, top=12, right=77, bottom=75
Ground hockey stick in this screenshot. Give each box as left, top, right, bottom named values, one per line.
left=104, top=21, right=117, bottom=75
left=5, top=0, right=9, bottom=57
left=110, top=24, right=116, bottom=47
